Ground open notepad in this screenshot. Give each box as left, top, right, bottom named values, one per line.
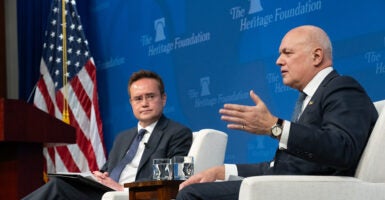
left=48, top=172, right=114, bottom=191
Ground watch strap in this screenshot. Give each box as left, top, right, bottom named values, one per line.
left=276, top=118, right=283, bottom=126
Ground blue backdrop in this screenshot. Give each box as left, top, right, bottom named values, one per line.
left=19, top=0, right=385, bottom=165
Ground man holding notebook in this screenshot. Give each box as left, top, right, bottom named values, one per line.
left=23, top=70, right=192, bottom=200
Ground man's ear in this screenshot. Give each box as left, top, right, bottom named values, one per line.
left=162, top=93, right=167, bottom=106
left=313, top=48, right=323, bottom=66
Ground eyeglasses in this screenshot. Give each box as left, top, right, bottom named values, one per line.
left=130, top=93, right=160, bottom=104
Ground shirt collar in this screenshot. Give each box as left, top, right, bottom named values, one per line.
left=302, top=67, right=333, bottom=98
left=138, top=120, right=158, bottom=134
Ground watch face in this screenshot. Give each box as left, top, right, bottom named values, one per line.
left=272, top=126, right=282, bottom=136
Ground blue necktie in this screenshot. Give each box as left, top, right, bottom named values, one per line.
left=291, top=92, right=307, bottom=122
left=109, top=129, right=146, bottom=182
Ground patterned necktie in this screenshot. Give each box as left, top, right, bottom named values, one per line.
left=291, top=92, right=307, bottom=122
left=109, top=129, right=146, bottom=182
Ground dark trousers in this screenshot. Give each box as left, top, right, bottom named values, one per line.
left=176, top=180, right=242, bottom=200
left=22, top=177, right=112, bottom=200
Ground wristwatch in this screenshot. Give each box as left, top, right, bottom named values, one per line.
left=270, top=118, right=284, bottom=138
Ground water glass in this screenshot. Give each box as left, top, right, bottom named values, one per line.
left=152, top=158, right=173, bottom=180
left=172, top=156, right=194, bottom=180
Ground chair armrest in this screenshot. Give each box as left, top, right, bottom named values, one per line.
left=101, top=191, right=128, bottom=200
left=239, top=175, right=385, bottom=200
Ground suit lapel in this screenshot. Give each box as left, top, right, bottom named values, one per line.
left=118, top=129, right=137, bottom=161
left=299, top=70, right=339, bottom=122
left=137, top=115, right=168, bottom=170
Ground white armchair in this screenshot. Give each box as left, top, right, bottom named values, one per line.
left=239, top=100, right=385, bottom=200
left=188, top=129, right=228, bottom=174
left=102, top=128, right=228, bottom=200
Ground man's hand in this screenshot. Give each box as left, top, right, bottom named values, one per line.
left=219, top=90, right=277, bottom=135
left=92, top=171, right=124, bottom=191
left=179, top=166, right=225, bottom=190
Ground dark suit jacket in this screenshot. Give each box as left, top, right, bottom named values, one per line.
left=237, top=70, right=378, bottom=177
left=101, top=115, right=192, bottom=181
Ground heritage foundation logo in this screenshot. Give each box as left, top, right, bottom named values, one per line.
left=200, top=77, right=211, bottom=96
left=140, top=17, right=211, bottom=56
left=248, top=0, right=263, bottom=14
left=230, top=0, right=323, bottom=31
left=154, top=18, right=166, bottom=42
left=188, top=77, right=249, bottom=108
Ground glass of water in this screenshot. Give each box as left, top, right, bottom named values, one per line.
left=172, top=156, right=194, bottom=180
left=152, top=158, right=173, bottom=180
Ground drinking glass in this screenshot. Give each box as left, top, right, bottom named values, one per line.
left=172, top=156, right=194, bottom=180
left=152, top=158, right=173, bottom=180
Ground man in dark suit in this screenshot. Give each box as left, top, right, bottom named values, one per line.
left=176, top=25, right=378, bottom=199
left=100, top=115, right=192, bottom=183
left=23, top=70, right=192, bottom=200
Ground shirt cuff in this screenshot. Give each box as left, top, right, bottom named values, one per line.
left=224, top=164, right=238, bottom=180
left=278, top=120, right=290, bottom=150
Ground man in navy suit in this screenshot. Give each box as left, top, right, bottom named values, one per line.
left=176, top=25, right=378, bottom=199
left=23, top=70, right=192, bottom=200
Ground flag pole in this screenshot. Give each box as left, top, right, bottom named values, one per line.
left=61, top=0, right=70, bottom=124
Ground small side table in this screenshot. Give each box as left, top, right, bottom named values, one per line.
left=124, top=180, right=183, bottom=200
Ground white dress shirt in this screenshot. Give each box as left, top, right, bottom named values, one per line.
left=118, top=121, right=157, bottom=184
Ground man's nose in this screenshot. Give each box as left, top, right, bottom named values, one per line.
left=276, top=55, right=284, bottom=66
left=140, top=98, right=150, bottom=105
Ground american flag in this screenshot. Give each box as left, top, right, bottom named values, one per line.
left=33, top=0, right=106, bottom=174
